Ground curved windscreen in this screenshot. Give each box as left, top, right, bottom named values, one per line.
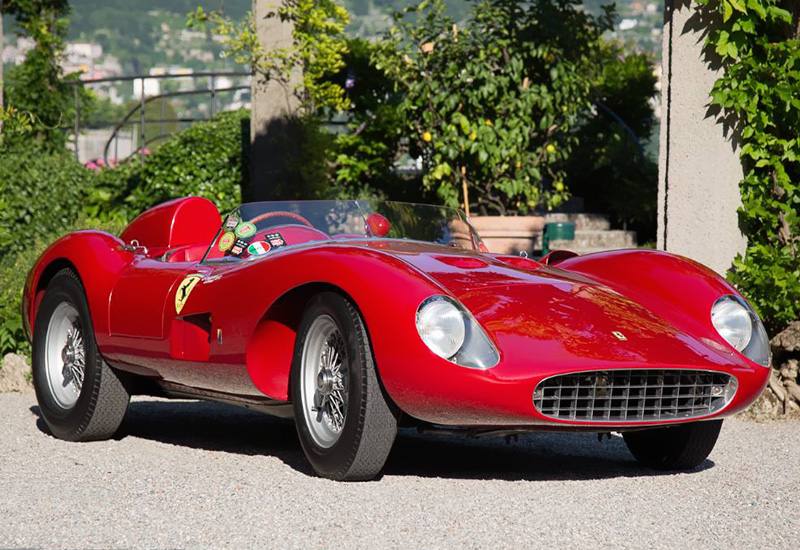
left=203, top=200, right=483, bottom=263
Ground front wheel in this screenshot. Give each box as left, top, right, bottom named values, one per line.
left=291, top=292, right=398, bottom=481
left=623, top=419, right=723, bottom=470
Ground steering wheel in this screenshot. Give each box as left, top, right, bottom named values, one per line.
left=248, top=211, right=314, bottom=228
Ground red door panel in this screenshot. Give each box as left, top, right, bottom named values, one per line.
left=109, top=259, right=193, bottom=338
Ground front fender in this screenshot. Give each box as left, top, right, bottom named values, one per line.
left=210, top=245, right=451, bottom=402
left=241, top=247, right=768, bottom=423
left=24, top=231, right=133, bottom=346
left=556, top=249, right=754, bottom=358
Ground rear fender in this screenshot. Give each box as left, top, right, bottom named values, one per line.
left=24, top=231, right=133, bottom=345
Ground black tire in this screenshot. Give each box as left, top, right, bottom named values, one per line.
left=32, top=269, right=130, bottom=441
left=623, top=419, right=723, bottom=470
left=291, top=292, right=398, bottom=481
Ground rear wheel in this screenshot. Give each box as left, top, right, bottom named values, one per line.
left=291, top=292, right=398, bottom=481
left=623, top=420, right=723, bottom=470
left=32, top=269, right=130, bottom=441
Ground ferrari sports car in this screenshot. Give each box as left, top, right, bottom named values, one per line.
left=24, top=197, right=770, bottom=480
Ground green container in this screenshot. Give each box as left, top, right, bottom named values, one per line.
left=542, top=221, right=575, bottom=255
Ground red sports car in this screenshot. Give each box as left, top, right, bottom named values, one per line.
left=23, top=197, right=770, bottom=480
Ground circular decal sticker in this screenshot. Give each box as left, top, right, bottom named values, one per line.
left=218, top=231, right=235, bottom=251
left=247, top=241, right=272, bottom=256
left=235, top=221, right=256, bottom=239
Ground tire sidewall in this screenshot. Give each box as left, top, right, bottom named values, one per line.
left=32, top=272, right=101, bottom=440
left=291, top=293, right=368, bottom=477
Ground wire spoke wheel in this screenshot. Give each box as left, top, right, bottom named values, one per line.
left=300, top=315, right=349, bottom=448
left=292, top=292, right=398, bottom=480
left=33, top=268, right=130, bottom=442
left=44, top=302, right=86, bottom=409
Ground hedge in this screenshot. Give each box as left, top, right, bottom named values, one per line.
left=0, top=110, right=251, bottom=357
left=91, top=109, right=250, bottom=220
left=0, top=150, right=92, bottom=258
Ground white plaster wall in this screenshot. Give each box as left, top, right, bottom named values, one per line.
left=658, top=0, right=747, bottom=275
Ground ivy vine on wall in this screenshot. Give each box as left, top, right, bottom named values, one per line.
left=698, top=0, right=800, bottom=332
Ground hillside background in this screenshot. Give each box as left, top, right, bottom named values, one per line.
left=3, top=1, right=664, bottom=78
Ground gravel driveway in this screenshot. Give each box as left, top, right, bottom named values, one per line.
left=1, top=392, right=798, bottom=549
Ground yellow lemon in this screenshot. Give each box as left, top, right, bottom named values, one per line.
left=554, top=181, right=564, bottom=192
left=423, top=131, right=432, bottom=142
left=470, top=131, right=477, bottom=140
left=485, top=119, right=492, bottom=126
left=515, top=161, right=522, bottom=169
left=546, top=144, right=556, bottom=153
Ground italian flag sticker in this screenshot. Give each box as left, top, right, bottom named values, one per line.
left=247, top=241, right=271, bottom=255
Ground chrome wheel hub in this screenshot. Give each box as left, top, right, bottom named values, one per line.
left=45, top=302, right=85, bottom=409
left=316, top=369, right=334, bottom=395
left=300, top=315, right=349, bottom=448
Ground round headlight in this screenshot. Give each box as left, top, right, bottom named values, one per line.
left=416, top=297, right=466, bottom=359
left=711, top=296, right=753, bottom=352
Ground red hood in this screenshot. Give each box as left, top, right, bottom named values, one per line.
left=357, top=240, right=738, bottom=371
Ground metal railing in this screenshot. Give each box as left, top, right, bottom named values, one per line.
left=66, top=71, right=251, bottom=165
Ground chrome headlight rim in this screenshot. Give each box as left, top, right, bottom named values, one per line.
left=711, top=295, right=771, bottom=367
left=415, top=295, right=500, bottom=369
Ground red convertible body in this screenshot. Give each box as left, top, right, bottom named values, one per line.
left=24, top=197, right=771, bottom=479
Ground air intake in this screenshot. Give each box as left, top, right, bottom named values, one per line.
left=533, top=369, right=736, bottom=422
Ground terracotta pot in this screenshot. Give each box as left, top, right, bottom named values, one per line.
left=469, top=215, right=546, bottom=255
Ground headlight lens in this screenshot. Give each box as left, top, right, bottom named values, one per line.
left=711, top=295, right=770, bottom=367
left=711, top=298, right=752, bottom=351
left=416, top=296, right=500, bottom=369
left=416, top=297, right=465, bottom=359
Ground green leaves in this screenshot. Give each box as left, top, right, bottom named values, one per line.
left=714, top=30, right=740, bottom=58
left=563, top=40, right=659, bottom=239
left=376, top=0, right=611, bottom=214
left=89, top=110, right=251, bottom=221
left=703, top=0, right=800, bottom=332
left=0, top=144, right=95, bottom=355
left=767, top=5, right=792, bottom=23
left=2, top=0, right=86, bottom=151
left=747, top=0, right=768, bottom=19
left=723, top=0, right=746, bottom=22
left=189, top=1, right=350, bottom=113
left=0, top=149, right=90, bottom=258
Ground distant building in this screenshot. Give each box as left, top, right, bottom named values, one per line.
left=133, top=77, right=161, bottom=99
left=187, top=49, right=215, bottom=63
left=180, top=29, right=206, bottom=42
left=66, top=42, right=103, bottom=61
left=2, top=37, right=35, bottom=65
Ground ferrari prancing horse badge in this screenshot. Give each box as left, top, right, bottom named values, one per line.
left=175, top=275, right=202, bottom=315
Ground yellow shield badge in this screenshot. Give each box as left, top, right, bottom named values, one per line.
left=175, top=275, right=202, bottom=315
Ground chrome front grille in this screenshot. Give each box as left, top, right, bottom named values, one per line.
left=532, top=369, right=736, bottom=422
